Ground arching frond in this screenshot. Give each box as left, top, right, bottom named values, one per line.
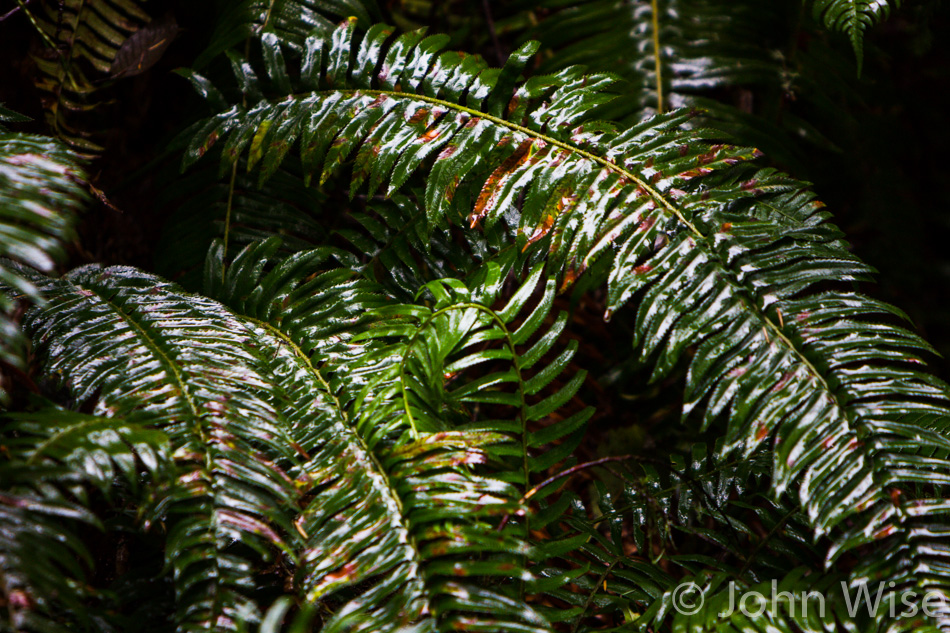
left=0, top=134, right=86, bottom=403
left=22, top=266, right=307, bottom=631
left=181, top=25, right=950, bottom=628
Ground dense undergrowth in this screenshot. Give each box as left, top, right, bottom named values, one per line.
left=3, top=1, right=950, bottom=631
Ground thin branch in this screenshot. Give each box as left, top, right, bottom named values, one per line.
left=523, top=455, right=635, bottom=502
left=497, top=455, right=635, bottom=531
left=0, top=9, right=15, bottom=22
left=0, top=1, right=26, bottom=23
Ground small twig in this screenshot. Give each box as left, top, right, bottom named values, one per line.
left=481, top=0, right=504, bottom=66
left=497, top=455, right=635, bottom=531
left=526, top=455, right=635, bottom=502
left=0, top=5, right=20, bottom=22
left=0, top=0, right=29, bottom=23
left=572, top=559, right=619, bottom=633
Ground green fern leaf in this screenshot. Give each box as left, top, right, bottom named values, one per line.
left=22, top=266, right=306, bottom=631
left=0, top=134, right=86, bottom=403
left=182, top=25, right=950, bottom=627
left=1, top=408, right=168, bottom=631
left=811, top=0, right=900, bottom=72
left=0, top=104, right=31, bottom=132
left=204, top=238, right=556, bottom=631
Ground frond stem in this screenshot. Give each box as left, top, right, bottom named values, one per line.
left=15, top=0, right=56, bottom=50
left=315, top=88, right=704, bottom=237
left=241, top=314, right=434, bottom=609
left=572, top=559, right=619, bottom=633
left=316, top=91, right=835, bottom=392
left=222, top=159, right=237, bottom=278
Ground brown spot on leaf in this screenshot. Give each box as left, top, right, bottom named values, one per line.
left=323, top=561, right=360, bottom=585
left=407, top=108, right=430, bottom=125
left=420, top=127, right=441, bottom=143
left=524, top=214, right=556, bottom=250
left=873, top=525, right=896, bottom=539
left=199, top=131, right=218, bottom=157
left=889, top=488, right=903, bottom=506
left=470, top=139, right=534, bottom=226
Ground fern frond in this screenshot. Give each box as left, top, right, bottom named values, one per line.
left=521, top=0, right=864, bottom=169
left=22, top=266, right=306, bottom=631
left=182, top=25, right=950, bottom=627
left=811, top=0, right=900, bottom=72
left=525, top=0, right=778, bottom=119
left=0, top=134, right=86, bottom=402
left=527, top=444, right=824, bottom=629
left=0, top=408, right=168, bottom=631
left=338, top=192, right=507, bottom=299
left=0, top=104, right=31, bottom=132
left=31, top=0, right=150, bottom=153
left=203, top=238, right=557, bottom=631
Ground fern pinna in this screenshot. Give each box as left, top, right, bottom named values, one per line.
left=2, top=5, right=949, bottom=633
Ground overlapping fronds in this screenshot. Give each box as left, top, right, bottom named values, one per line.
left=203, top=238, right=558, bottom=632
left=353, top=258, right=595, bottom=491
left=0, top=408, right=168, bottom=632
left=180, top=24, right=950, bottom=628
left=519, top=0, right=862, bottom=168
left=526, top=444, right=825, bottom=629
left=31, top=0, right=150, bottom=153
left=0, top=133, right=86, bottom=402
left=336, top=192, right=508, bottom=299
